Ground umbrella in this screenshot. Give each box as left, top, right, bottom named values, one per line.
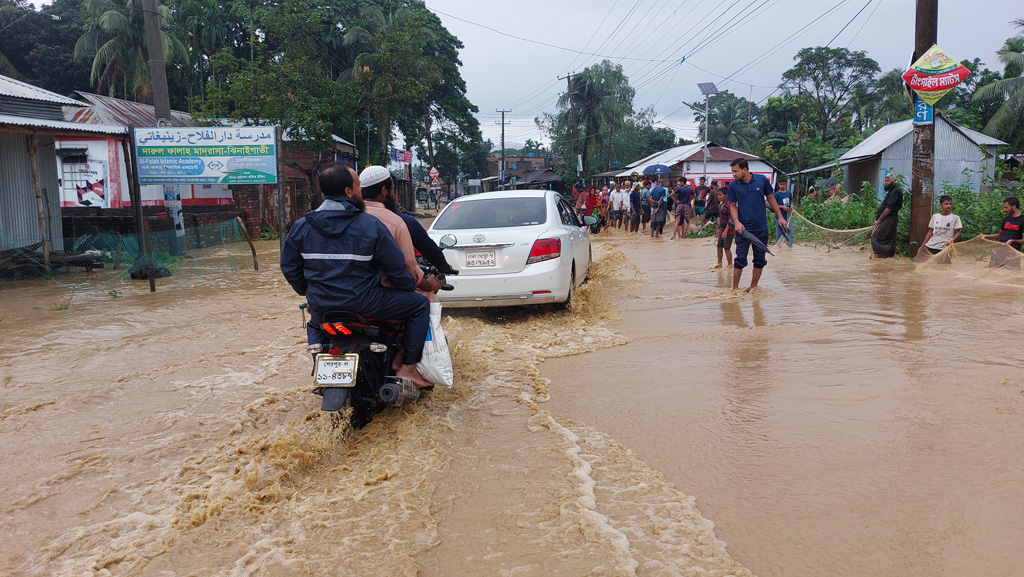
left=778, top=225, right=793, bottom=245
left=642, top=164, right=673, bottom=176
left=740, top=228, right=775, bottom=256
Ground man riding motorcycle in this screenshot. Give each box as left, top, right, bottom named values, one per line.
left=280, top=161, right=433, bottom=389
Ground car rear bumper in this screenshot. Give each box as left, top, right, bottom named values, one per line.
left=438, top=259, right=570, bottom=308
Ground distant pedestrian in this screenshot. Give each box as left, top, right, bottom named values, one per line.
left=693, top=177, right=710, bottom=218
left=609, top=182, right=627, bottom=229
left=671, top=177, right=694, bottom=240
left=773, top=179, right=793, bottom=247
left=640, top=181, right=652, bottom=232
left=714, top=187, right=735, bottom=268
left=921, top=195, right=962, bottom=255
left=704, top=180, right=721, bottom=223
left=629, top=183, right=642, bottom=233
left=650, top=178, right=669, bottom=238
left=727, top=158, right=788, bottom=292
left=871, top=175, right=904, bottom=258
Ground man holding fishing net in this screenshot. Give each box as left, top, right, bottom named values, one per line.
left=975, top=196, right=1024, bottom=268
left=727, top=159, right=788, bottom=292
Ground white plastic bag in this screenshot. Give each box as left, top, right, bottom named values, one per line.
left=416, top=302, right=453, bottom=387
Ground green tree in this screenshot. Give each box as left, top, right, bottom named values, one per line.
left=343, top=6, right=441, bottom=162
left=974, top=19, right=1024, bottom=146
left=73, top=0, right=189, bottom=102
left=782, top=46, right=881, bottom=145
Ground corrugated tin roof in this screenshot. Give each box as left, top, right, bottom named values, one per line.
left=840, top=115, right=1007, bottom=164
left=840, top=121, right=912, bottom=161
left=0, top=74, right=82, bottom=106
left=948, top=121, right=1006, bottom=147
left=625, top=142, right=707, bottom=169
left=0, top=113, right=128, bottom=135
left=65, top=92, right=194, bottom=127
left=679, top=145, right=759, bottom=163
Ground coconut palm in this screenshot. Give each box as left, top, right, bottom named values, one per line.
left=176, top=0, right=233, bottom=99
left=974, top=19, right=1024, bottom=139
left=74, top=0, right=188, bottom=103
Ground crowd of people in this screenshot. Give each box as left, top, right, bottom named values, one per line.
left=571, top=159, right=792, bottom=290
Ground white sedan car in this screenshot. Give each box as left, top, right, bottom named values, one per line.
left=426, top=189, right=595, bottom=308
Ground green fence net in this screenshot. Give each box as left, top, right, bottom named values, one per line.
left=0, top=218, right=257, bottom=292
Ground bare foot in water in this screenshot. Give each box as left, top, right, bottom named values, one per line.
left=396, top=364, right=433, bottom=388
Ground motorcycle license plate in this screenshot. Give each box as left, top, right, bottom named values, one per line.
left=314, top=354, right=359, bottom=387
left=465, top=250, right=496, bottom=267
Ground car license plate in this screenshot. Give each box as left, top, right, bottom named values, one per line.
left=465, top=250, right=496, bottom=267
left=314, top=354, right=358, bottom=387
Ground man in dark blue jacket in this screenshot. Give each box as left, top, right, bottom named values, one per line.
left=280, top=162, right=432, bottom=388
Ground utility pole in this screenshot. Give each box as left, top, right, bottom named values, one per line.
left=496, top=109, right=510, bottom=189
left=142, top=0, right=171, bottom=124
left=910, top=0, right=938, bottom=258
left=559, top=73, right=579, bottom=176
left=797, top=85, right=803, bottom=200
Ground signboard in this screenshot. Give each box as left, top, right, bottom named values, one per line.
left=135, top=127, right=278, bottom=185
left=913, top=94, right=933, bottom=126
left=428, top=167, right=439, bottom=176
left=468, top=179, right=482, bottom=186
left=68, top=159, right=108, bottom=208
left=430, top=175, right=442, bottom=187
left=902, top=45, right=970, bottom=106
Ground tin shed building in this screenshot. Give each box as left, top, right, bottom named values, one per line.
left=795, top=114, right=1006, bottom=198
left=1, top=74, right=126, bottom=254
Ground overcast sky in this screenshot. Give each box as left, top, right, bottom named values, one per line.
left=426, top=0, right=1020, bottom=150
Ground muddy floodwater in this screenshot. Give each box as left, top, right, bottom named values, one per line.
left=1, top=231, right=1022, bottom=576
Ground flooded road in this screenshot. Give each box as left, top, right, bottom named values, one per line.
left=1, top=231, right=1021, bottom=576
left=543, top=232, right=1024, bottom=577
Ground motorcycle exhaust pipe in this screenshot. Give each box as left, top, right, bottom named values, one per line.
left=379, top=377, right=420, bottom=406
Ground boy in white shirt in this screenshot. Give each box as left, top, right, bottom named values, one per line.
left=921, top=195, right=962, bottom=255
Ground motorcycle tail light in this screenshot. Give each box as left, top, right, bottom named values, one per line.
left=527, top=238, right=561, bottom=264
left=327, top=347, right=342, bottom=355
left=321, top=322, right=352, bottom=336
left=369, top=343, right=387, bottom=353
left=307, top=343, right=323, bottom=353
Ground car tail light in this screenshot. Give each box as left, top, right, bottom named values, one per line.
left=321, top=322, right=352, bottom=336
left=527, top=238, right=561, bottom=264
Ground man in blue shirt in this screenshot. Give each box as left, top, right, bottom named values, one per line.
left=672, top=177, right=694, bottom=240
left=772, top=179, right=793, bottom=247
left=726, top=158, right=788, bottom=291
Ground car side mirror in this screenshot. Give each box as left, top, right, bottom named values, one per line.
left=439, top=234, right=457, bottom=248
left=582, top=215, right=598, bottom=226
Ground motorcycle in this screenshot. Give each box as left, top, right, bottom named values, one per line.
left=302, top=234, right=457, bottom=428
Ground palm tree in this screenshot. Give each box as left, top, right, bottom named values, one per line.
left=974, top=19, right=1024, bottom=139
left=698, top=91, right=759, bottom=151
left=74, top=0, right=188, bottom=103
left=557, top=61, right=633, bottom=173
left=176, top=0, right=233, bottom=102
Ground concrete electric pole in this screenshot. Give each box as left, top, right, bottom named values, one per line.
left=496, top=109, right=511, bottom=189
left=910, top=0, right=937, bottom=258
left=559, top=73, right=579, bottom=176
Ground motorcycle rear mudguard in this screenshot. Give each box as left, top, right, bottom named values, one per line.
left=320, top=387, right=349, bottom=411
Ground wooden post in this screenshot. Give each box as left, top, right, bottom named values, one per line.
left=125, top=129, right=156, bottom=292
left=26, top=134, right=51, bottom=275
left=910, top=0, right=938, bottom=258
left=235, top=216, right=259, bottom=270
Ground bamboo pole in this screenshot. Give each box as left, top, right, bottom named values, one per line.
left=235, top=216, right=259, bottom=270
left=27, top=134, right=51, bottom=275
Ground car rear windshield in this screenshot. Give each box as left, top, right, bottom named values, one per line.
left=432, top=197, right=548, bottom=230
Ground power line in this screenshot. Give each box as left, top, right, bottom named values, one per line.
left=429, top=7, right=680, bottom=63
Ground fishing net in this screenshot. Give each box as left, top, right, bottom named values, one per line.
left=784, top=209, right=874, bottom=250
left=913, top=237, right=1024, bottom=281
left=0, top=218, right=257, bottom=293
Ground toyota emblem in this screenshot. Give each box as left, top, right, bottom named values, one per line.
left=473, top=234, right=486, bottom=243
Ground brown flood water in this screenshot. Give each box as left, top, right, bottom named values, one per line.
left=0, top=231, right=1021, bottom=576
